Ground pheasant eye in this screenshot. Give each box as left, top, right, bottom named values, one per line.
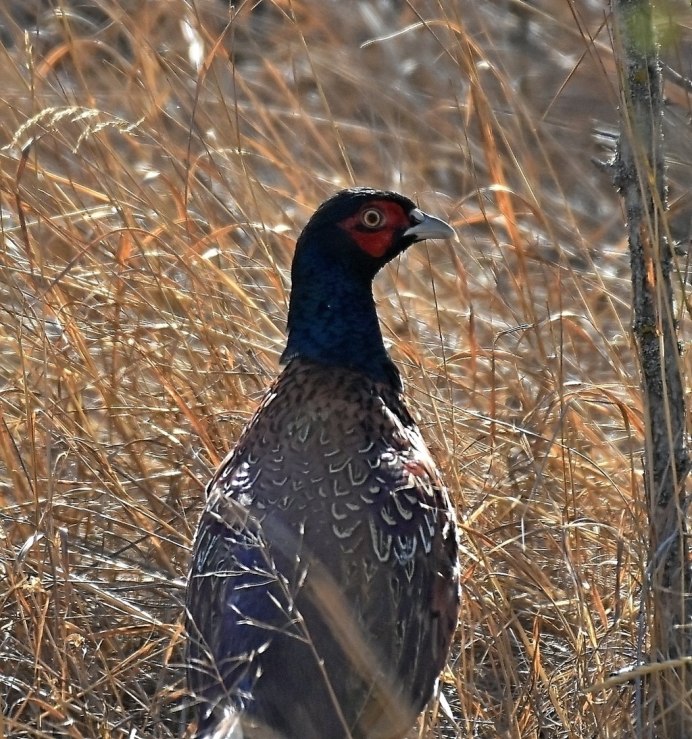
left=361, top=208, right=384, bottom=229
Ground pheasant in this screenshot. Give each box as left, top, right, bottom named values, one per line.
left=186, top=188, right=460, bottom=739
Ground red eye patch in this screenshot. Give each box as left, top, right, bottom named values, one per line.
left=338, top=200, right=411, bottom=258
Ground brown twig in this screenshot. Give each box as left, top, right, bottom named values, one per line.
left=610, top=0, right=692, bottom=735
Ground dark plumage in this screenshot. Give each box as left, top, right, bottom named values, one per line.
left=186, top=188, right=460, bottom=739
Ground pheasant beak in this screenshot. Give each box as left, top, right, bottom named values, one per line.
left=404, top=208, right=455, bottom=242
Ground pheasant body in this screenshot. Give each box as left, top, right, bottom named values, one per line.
left=186, top=189, right=460, bottom=739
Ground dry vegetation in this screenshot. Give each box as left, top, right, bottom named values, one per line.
left=0, top=1, right=690, bottom=737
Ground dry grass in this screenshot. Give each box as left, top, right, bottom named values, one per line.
left=0, top=1, right=690, bottom=737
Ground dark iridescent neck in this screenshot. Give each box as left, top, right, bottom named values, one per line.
left=280, top=266, right=400, bottom=389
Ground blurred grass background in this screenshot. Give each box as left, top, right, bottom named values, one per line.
left=0, top=1, right=690, bottom=737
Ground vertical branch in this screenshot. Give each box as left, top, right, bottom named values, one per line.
left=611, top=0, right=692, bottom=735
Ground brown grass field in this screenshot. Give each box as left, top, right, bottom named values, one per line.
left=0, top=1, right=691, bottom=737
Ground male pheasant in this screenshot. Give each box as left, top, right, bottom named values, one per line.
left=186, top=188, right=460, bottom=739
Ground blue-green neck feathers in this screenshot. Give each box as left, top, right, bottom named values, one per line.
left=281, top=244, right=399, bottom=388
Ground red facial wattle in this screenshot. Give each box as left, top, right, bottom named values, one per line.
left=337, top=200, right=412, bottom=259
